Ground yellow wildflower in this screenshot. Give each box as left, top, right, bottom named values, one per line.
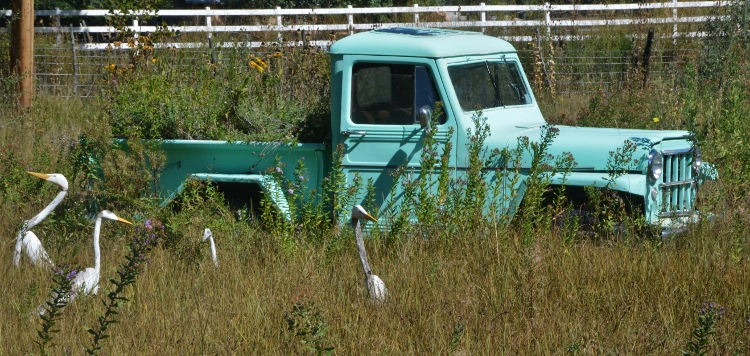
left=254, top=57, right=268, bottom=69
left=250, top=61, right=264, bottom=73
left=105, top=64, right=116, bottom=72
left=151, top=57, right=158, bottom=63
left=653, top=117, right=660, bottom=123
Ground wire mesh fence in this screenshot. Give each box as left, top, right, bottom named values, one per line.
left=0, top=29, right=703, bottom=99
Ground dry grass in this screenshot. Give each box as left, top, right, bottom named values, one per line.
left=2, top=12, right=749, bottom=350
left=3, top=214, right=750, bottom=354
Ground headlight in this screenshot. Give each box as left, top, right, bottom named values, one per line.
left=647, top=149, right=663, bottom=182
left=692, top=146, right=703, bottom=175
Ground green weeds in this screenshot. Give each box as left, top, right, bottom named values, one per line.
left=35, top=266, right=76, bottom=355
left=284, top=295, right=334, bottom=355
left=85, top=219, right=163, bottom=355
left=681, top=303, right=725, bottom=356
left=6, top=3, right=750, bottom=353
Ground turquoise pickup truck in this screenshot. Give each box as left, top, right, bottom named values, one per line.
left=153, top=27, right=713, bottom=232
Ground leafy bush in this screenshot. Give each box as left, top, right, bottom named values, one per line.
left=105, top=41, right=330, bottom=143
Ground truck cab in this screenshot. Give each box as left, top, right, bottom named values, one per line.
left=330, top=27, right=712, bottom=231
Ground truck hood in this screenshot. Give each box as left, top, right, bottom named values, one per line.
left=493, top=124, right=692, bottom=171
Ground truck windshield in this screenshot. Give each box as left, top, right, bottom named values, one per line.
left=448, top=60, right=531, bottom=111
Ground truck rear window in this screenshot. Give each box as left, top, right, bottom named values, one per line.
left=448, top=60, right=532, bottom=111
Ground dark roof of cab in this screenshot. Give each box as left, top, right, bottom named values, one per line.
left=329, top=27, right=517, bottom=58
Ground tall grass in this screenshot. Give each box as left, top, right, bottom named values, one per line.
left=4, top=216, right=750, bottom=354
left=3, top=2, right=750, bottom=353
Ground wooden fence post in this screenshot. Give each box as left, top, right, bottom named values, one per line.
left=10, top=0, right=34, bottom=109
left=642, top=28, right=654, bottom=87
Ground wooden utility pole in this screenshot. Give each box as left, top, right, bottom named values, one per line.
left=10, top=0, right=34, bottom=109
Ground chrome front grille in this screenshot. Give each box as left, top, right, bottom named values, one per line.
left=659, top=148, right=696, bottom=217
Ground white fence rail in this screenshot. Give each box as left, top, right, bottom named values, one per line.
left=2, top=1, right=730, bottom=48
left=1, top=1, right=730, bottom=96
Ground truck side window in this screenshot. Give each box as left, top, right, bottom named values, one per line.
left=351, top=63, right=443, bottom=125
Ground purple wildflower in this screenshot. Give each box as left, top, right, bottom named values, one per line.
left=287, top=189, right=294, bottom=194
left=66, top=270, right=78, bottom=280
left=275, top=167, right=283, bottom=174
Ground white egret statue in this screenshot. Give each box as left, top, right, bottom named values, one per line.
left=202, top=228, right=218, bottom=268
left=70, top=210, right=133, bottom=298
left=351, top=205, right=388, bottom=303
left=14, top=172, right=68, bottom=268
left=38, top=210, right=132, bottom=315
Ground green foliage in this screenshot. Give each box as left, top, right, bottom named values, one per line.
left=448, top=322, right=465, bottom=354
left=105, top=43, right=330, bottom=143
left=698, top=0, right=750, bottom=84
left=486, top=138, right=526, bottom=229
left=96, top=139, right=165, bottom=213
left=681, top=0, right=750, bottom=210
left=0, top=71, right=22, bottom=109
left=581, top=140, right=650, bottom=240
left=681, top=303, right=725, bottom=356
left=0, top=144, right=34, bottom=206
left=518, top=125, right=561, bottom=242
left=101, top=0, right=171, bottom=35
left=36, top=266, right=77, bottom=355
left=7, top=3, right=750, bottom=353
left=284, top=295, right=334, bottom=355
left=462, top=111, right=492, bottom=225
left=256, top=144, right=372, bottom=252
left=162, top=177, right=235, bottom=266
left=323, top=144, right=368, bottom=230
left=85, top=219, right=163, bottom=355
left=259, top=160, right=297, bottom=251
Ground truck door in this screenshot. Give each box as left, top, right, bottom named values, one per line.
left=340, top=62, right=455, bottom=211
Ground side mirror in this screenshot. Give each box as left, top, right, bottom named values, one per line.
left=419, top=105, right=432, bottom=128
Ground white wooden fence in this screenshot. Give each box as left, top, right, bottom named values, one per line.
left=2, top=1, right=731, bottom=48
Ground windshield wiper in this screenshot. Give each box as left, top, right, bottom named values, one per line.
left=484, top=60, right=504, bottom=108
left=503, top=56, right=523, bottom=103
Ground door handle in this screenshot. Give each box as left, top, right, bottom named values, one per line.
left=341, top=130, right=367, bottom=137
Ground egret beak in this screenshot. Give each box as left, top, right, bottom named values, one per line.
left=28, top=171, right=51, bottom=180
left=117, top=217, right=133, bottom=225
left=362, top=213, right=378, bottom=223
